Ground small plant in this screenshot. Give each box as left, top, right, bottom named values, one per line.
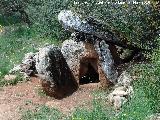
left=36, top=88, right=47, bottom=97
left=25, top=100, right=33, bottom=105
left=0, top=74, right=24, bottom=87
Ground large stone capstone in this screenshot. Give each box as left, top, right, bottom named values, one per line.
left=58, top=10, right=118, bottom=44
left=58, top=10, right=141, bottom=51
left=58, top=10, right=94, bottom=33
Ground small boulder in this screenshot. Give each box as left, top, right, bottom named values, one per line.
left=126, top=86, right=134, bottom=97
left=111, top=89, right=128, bottom=97
left=58, top=10, right=93, bottom=33
left=9, top=65, right=21, bottom=74
left=117, top=71, right=132, bottom=87
left=114, top=86, right=127, bottom=91
left=148, top=113, right=160, bottom=120
left=107, top=73, right=134, bottom=110
left=9, top=52, right=36, bottom=76
left=113, top=96, right=127, bottom=110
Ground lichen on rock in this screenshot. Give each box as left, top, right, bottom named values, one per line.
left=35, top=45, right=78, bottom=99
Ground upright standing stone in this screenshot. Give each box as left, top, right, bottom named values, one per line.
left=95, top=40, right=118, bottom=84
left=61, top=39, right=117, bottom=88
left=36, top=45, right=78, bottom=99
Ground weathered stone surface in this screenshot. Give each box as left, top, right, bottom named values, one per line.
left=112, top=85, right=134, bottom=98
left=61, top=39, right=85, bottom=83
left=58, top=10, right=116, bottom=42
left=108, top=72, right=134, bottom=110
left=113, top=96, right=127, bottom=110
left=35, top=45, right=78, bottom=99
left=61, top=40, right=113, bottom=87
left=9, top=52, right=36, bottom=76
left=58, top=10, right=94, bottom=34
left=114, top=86, right=127, bottom=91
left=58, top=10, right=141, bottom=51
left=117, top=71, right=132, bottom=87
left=58, top=10, right=116, bottom=46
left=126, top=86, right=134, bottom=97
left=95, top=40, right=118, bottom=84
left=148, top=113, right=160, bottom=120
left=112, top=90, right=128, bottom=97
left=21, top=52, right=37, bottom=76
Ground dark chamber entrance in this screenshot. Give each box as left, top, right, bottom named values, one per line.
left=79, top=59, right=99, bottom=85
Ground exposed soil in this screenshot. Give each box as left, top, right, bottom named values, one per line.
left=0, top=77, right=99, bottom=120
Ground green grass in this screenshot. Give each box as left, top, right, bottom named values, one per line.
left=116, top=84, right=153, bottom=120
left=36, top=88, right=48, bottom=97
left=0, top=74, right=25, bottom=87
left=64, top=81, right=155, bottom=120
left=65, top=100, right=111, bottom=120
left=22, top=105, right=63, bottom=120
left=0, top=24, right=60, bottom=82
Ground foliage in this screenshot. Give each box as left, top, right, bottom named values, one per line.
left=26, top=0, right=71, bottom=39
left=1, top=0, right=159, bottom=45
left=0, top=0, right=71, bottom=39
left=0, top=0, right=26, bottom=15
left=69, top=0, right=160, bottom=52
left=130, top=38, right=160, bottom=113
left=0, top=0, right=31, bottom=25
left=0, top=13, right=21, bottom=26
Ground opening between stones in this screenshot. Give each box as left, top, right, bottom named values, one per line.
left=79, top=58, right=99, bottom=85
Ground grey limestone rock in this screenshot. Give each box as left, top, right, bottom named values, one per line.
left=35, top=45, right=78, bottom=98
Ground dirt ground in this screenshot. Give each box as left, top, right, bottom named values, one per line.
left=0, top=77, right=99, bottom=120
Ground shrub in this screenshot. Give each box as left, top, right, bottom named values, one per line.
left=69, top=0, right=159, bottom=52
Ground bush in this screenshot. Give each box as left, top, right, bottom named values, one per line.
left=69, top=0, right=159, bottom=52
left=26, top=0, right=71, bottom=40
left=0, top=0, right=71, bottom=40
